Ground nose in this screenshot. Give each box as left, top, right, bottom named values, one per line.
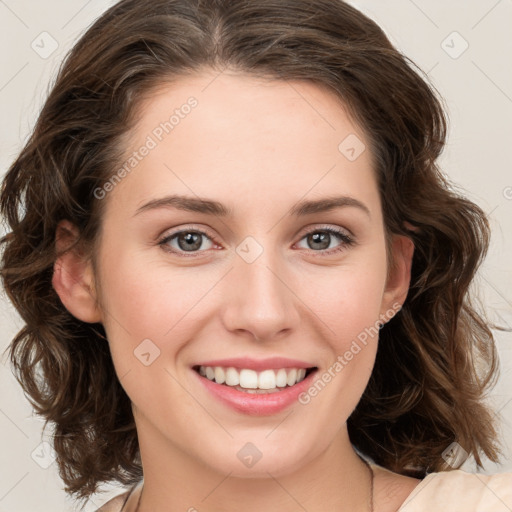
left=221, top=242, right=301, bottom=342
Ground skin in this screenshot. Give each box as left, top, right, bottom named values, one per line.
left=53, top=70, right=420, bottom=511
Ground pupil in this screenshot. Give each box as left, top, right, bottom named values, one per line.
left=179, top=232, right=201, bottom=251
left=310, top=232, right=329, bottom=250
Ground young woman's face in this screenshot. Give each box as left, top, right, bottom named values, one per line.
left=91, top=70, right=410, bottom=477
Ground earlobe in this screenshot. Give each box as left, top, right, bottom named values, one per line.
left=51, top=220, right=103, bottom=324
left=381, top=234, right=415, bottom=319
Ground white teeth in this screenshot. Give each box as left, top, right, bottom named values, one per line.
left=225, top=367, right=240, bottom=386
left=214, top=367, right=225, bottom=384
left=239, top=369, right=258, bottom=389
left=258, top=369, right=276, bottom=390
left=276, top=368, right=288, bottom=388
left=286, top=368, right=297, bottom=386
left=197, top=365, right=312, bottom=390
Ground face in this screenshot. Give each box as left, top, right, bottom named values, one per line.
left=69, top=70, right=411, bottom=478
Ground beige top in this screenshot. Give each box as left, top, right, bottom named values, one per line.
left=96, top=464, right=512, bottom=511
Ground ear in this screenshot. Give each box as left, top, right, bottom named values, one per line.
left=51, top=220, right=103, bottom=323
left=380, top=234, right=415, bottom=321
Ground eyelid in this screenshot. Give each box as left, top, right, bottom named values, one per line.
left=158, top=223, right=217, bottom=241
left=300, top=223, right=354, bottom=239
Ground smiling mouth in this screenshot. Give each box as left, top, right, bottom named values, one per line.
left=193, top=365, right=318, bottom=394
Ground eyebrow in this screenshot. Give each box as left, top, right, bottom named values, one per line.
left=134, top=194, right=371, bottom=218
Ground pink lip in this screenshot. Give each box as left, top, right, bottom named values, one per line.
left=193, top=357, right=314, bottom=371
left=192, top=367, right=317, bottom=416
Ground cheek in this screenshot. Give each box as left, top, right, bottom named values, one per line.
left=95, top=243, right=220, bottom=369
left=295, top=265, right=386, bottom=425
left=95, top=251, right=199, bottom=417
left=303, top=251, right=388, bottom=343
left=298, top=246, right=387, bottom=403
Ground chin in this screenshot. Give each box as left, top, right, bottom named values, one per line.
left=196, top=434, right=319, bottom=479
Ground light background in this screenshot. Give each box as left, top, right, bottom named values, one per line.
left=0, top=1, right=511, bottom=511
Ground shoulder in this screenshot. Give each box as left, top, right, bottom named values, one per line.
left=95, top=481, right=142, bottom=512
left=96, top=492, right=130, bottom=512
left=398, top=468, right=512, bottom=511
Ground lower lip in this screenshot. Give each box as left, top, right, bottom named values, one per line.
left=193, top=369, right=316, bottom=416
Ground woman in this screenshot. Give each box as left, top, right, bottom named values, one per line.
left=1, top=0, right=511, bottom=511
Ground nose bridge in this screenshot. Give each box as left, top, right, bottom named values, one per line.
left=222, top=235, right=300, bottom=340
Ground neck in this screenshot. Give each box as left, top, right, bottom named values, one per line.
left=135, top=419, right=372, bottom=512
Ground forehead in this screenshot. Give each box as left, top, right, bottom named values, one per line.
left=104, top=70, right=380, bottom=221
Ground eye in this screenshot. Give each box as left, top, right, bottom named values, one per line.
left=158, top=225, right=355, bottom=258
left=158, top=228, right=218, bottom=256
left=295, top=226, right=355, bottom=255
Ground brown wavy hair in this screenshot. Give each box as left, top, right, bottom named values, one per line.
left=0, top=0, right=503, bottom=503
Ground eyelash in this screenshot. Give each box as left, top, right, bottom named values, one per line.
left=158, top=225, right=355, bottom=258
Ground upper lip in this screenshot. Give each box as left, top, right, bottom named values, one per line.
left=193, top=357, right=316, bottom=371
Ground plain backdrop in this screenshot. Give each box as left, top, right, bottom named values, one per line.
left=0, top=1, right=511, bottom=511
